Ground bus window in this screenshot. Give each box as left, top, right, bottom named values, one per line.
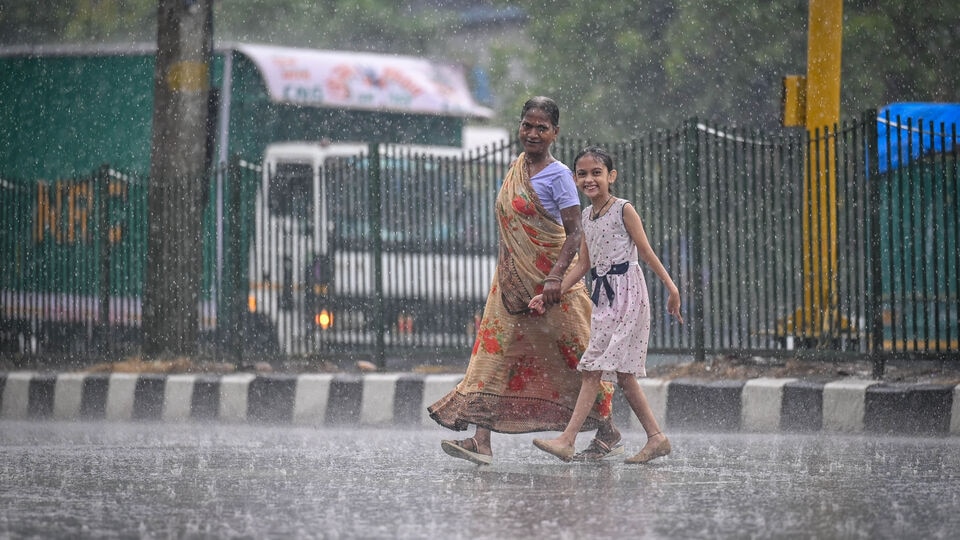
left=269, top=162, right=313, bottom=231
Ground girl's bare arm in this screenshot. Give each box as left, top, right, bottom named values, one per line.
left=622, top=202, right=683, bottom=323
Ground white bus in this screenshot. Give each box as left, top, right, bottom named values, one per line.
left=248, top=133, right=509, bottom=355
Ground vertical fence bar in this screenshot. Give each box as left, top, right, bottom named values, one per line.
left=930, top=121, right=944, bottom=353
left=701, top=124, right=713, bottom=352
left=833, top=123, right=845, bottom=344
left=747, top=128, right=761, bottom=347
left=368, top=143, right=385, bottom=368
left=853, top=118, right=869, bottom=352
left=716, top=121, right=732, bottom=349
left=904, top=118, right=918, bottom=352
left=756, top=131, right=769, bottom=349
left=910, top=120, right=923, bottom=352
left=865, top=110, right=885, bottom=376
left=950, top=123, right=960, bottom=353
left=704, top=122, right=720, bottom=350
left=825, top=124, right=838, bottom=344
left=885, top=112, right=899, bottom=353
left=947, top=123, right=959, bottom=353
left=683, top=118, right=705, bottom=362
left=97, top=165, right=111, bottom=357
left=227, top=159, right=244, bottom=363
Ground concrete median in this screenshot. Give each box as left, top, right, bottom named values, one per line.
left=1, top=371, right=957, bottom=435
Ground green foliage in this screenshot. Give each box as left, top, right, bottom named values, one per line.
left=508, top=0, right=960, bottom=139
left=508, top=0, right=807, bottom=138
left=0, top=0, right=156, bottom=44
left=0, top=0, right=442, bottom=54
left=2, top=0, right=958, bottom=136
left=214, top=0, right=444, bottom=53
left=844, top=0, right=960, bottom=110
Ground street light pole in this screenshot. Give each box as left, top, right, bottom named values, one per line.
left=781, top=0, right=844, bottom=346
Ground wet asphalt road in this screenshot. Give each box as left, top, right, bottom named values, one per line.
left=1, top=422, right=958, bottom=539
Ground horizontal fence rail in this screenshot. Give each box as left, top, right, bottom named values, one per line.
left=2, top=111, right=958, bottom=371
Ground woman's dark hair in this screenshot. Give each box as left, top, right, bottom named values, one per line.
left=574, top=145, right=615, bottom=172
left=520, top=96, right=560, bottom=127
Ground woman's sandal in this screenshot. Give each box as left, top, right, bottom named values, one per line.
left=571, top=437, right=625, bottom=462
left=441, top=437, right=493, bottom=465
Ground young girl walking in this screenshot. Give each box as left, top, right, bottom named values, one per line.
left=529, top=146, right=683, bottom=464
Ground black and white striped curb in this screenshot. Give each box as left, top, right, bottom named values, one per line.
left=2, top=372, right=958, bottom=435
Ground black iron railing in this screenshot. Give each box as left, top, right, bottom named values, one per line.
left=2, top=112, right=957, bottom=373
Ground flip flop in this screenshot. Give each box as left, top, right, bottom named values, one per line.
left=441, top=438, right=492, bottom=465
left=571, top=437, right=625, bottom=462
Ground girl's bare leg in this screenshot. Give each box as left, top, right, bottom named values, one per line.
left=541, top=370, right=603, bottom=448
left=617, top=373, right=662, bottom=436
left=618, top=372, right=671, bottom=463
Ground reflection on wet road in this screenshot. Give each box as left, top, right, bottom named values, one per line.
left=1, top=422, right=958, bottom=538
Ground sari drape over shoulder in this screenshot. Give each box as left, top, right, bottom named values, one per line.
left=428, top=154, right=613, bottom=433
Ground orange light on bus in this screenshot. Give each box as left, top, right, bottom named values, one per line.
left=316, top=309, right=333, bottom=329
left=248, top=296, right=257, bottom=312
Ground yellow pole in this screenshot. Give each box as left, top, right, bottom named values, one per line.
left=800, top=0, right=843, bottom=339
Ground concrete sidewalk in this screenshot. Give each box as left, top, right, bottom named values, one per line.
left=1, top=371, right=958, bottom=435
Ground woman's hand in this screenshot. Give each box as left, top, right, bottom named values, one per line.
left=541, top=279, right=563, bottom=305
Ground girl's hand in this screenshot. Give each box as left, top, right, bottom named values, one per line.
left=528, top=294, right=546, bottom=314
left=667, top=288, right=683, bottom=324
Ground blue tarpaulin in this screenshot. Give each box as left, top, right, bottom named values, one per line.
left=876, top=102, right=960, bottom=173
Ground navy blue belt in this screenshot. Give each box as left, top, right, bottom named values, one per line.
left=590, top=261, right=631, bottom=306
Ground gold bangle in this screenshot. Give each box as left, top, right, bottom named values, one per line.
left=543, top=275, right=562, bottom=283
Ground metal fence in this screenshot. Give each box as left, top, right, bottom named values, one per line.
left=2, top=111, right=957, bottom=371
left=244, top=141, right=510, bottom=360
left=1, top=166, right=147, bottom=355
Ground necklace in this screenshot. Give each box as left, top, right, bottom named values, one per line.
left=590, top=196, right=613, bottom=220
left=523, top=154, right=553, bottom=179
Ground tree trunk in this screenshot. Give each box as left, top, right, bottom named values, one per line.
left=143, top=0, right=213, bottom=358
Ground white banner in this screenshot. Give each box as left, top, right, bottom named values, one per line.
left=235, top=44, right=492, bottom=118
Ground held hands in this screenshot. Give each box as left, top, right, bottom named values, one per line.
left=540, top=278, right=563, bottom=305
left=529, top=278, right=562, bottom=315
left=535, top=288, right=684, bottom=322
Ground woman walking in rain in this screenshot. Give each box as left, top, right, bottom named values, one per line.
left=428, top=97, right=622, bottom=464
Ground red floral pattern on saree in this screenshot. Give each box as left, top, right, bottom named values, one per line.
left=507, top=356, right=538, bottom=392
left=512, top=194, right=537, bottom=216
left=595, top=383, right=614, bottom=417
left=535, top=252, right=555, bottom=274
left=557, top=334, right=587, bottom=369
left=473, top=317, right=505, bottom=355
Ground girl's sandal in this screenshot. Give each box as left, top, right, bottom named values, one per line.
left=571, top=437, right=625, bottom=461
left=624, top=434, right=671, bottom=464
